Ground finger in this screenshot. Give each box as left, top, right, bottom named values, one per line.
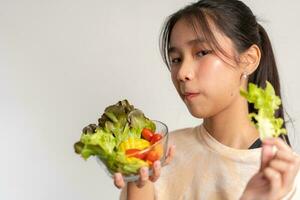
left=269, top=159, right=290, bottom=174
left=275, top=150, right=297, bottom=163
left=114, top=173, right=125, bottom=189
left=272, top=150, right=300, bottom=189
left=260, top=143, right=275, bottom=171
left=263, top=138, right=292, bottom=153
left=149, top=160, right=161, bottom=182
left=263, top=167, right=282, bottom=193
left=163, top=145, right=175, bottom=166
left=135, top=167, right=149, bottom=188
left=294, top=154, right=300, bottom=169
left=282, top=155, right=300, bottom=188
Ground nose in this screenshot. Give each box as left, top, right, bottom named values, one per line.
left=177, top=58, right=194, bottom=82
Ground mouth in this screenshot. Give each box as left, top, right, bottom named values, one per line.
left=183, top=92, right=200, bottom=101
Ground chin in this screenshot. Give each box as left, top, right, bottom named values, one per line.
left=186, top=106, right=210, bottom=119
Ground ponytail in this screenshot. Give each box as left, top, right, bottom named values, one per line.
left=249, top=24, right=291, bottom=145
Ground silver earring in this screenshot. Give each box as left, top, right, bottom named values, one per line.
left=242, top=72, right=248, bottom=79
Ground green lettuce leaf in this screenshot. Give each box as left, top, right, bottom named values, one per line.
left=240, top=81, right=287, bottom=140
left=78, top=128, right=116, bottom=160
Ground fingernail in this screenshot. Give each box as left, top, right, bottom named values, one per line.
left=115, top=174, right=121, bottom=181
left=272, top=146, right=278, bottom=155
left=154, top=161, right=161, bottom=168
left=118, top=174, right=123, bottom=180
left=142, top=167, right=147, bottom=174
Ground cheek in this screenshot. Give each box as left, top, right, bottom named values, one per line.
left=194, top=58, right=241, bottom=116
left=198, top=57, right=240, bottom=94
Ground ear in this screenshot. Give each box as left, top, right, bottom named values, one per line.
left=238, top=44, right=261, bottom=75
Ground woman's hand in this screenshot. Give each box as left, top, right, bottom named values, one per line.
left=241, top=138, right=300, bottom=200
left=113, top=145, right=176, bottom=189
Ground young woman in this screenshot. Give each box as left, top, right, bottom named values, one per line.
left=115, top=0, right=300, bottom=199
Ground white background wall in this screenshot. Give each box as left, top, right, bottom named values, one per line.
left=1, top=0, right=300, bottom=199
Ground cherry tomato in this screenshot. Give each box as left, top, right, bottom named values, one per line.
left=146, top=160, right=153, bottom=166
left=125, top=149, right=146, bottom=160
left=141, top=128, right=154, bottom=142
left=150, top=133, right=162, bottom=144
left=146, top=150, right=160, bottom=162
left=153, top=144, right=163, bottom=157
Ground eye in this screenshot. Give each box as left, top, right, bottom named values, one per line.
left=196, top=49, right=213, bottom=57
left=170, top=57, right=182, bottom=65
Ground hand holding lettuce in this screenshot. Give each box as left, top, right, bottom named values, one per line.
left=73, top=100, right=167, bottom=177
left=240, top=81, right=287, bottom=140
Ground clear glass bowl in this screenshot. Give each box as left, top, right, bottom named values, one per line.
left=95, top=120, right=169, bottom=182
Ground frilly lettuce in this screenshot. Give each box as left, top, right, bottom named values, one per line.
left=240, top=81, right=287, bottom=140
left=73, top=99, right=155, bottom=175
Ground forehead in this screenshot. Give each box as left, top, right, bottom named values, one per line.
left=169, top=18, right=235, bottom=53
left=169, top=18, right=200, bottom=47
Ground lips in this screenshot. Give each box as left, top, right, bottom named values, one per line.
left=183, top=92, right=199, bottom=100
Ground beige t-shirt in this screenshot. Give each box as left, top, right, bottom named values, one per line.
left=120, top=124, right=299, bottom=200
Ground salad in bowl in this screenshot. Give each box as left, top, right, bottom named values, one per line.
left=73, top=100, right=169, bottom=182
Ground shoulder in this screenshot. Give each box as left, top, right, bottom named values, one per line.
left=169, top=126, right=195, bottom=136
left=168, top=126, right=198, bottom=143
left=167, top=126, right=201, bottom=153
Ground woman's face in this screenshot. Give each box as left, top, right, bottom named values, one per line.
left=169, top=18, right=244, bottom=118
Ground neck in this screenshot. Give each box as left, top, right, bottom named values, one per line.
left=203, top=96, right=259, bottom=149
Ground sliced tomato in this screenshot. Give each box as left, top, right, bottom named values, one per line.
left=146, top=150, right=160, bottom=163
left=153, top=143, right=163, bottom=157
left=141, top=128, right=154, bottom=142
left=150, top=133, right=163, bottom=144
left=125, top=149, right=147, bottom=160
left=146, top=160, right=153, bottom=166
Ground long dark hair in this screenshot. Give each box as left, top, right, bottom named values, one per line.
left=159, top=0, right=290, bottom=145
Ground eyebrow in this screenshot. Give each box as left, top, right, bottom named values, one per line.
left=168, top=38, right=206, bottom=54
